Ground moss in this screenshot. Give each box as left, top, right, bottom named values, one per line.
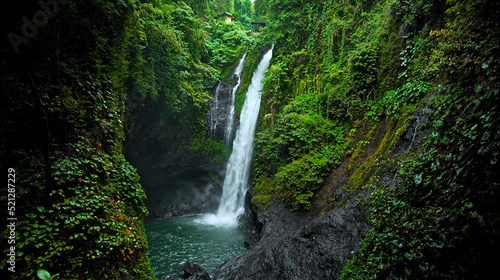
left=236, top=50, right=262, bottom=116
left=345, top=119, right=399, bottom=193
left=219, top=45, right=249, bottom=79
left=349, top=121, right=379, bottom=163
left=253, top=195, right=272, bottom=211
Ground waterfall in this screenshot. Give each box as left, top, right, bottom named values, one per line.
left=210, top=82, right=222, bottom=137
left=224, top=50, right=248, bottom=145
left=202, top=47, right=273, bottom=227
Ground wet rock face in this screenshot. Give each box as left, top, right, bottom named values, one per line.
left=215, top=199, right=369, bottom=280
left=183, top=262, right=212, bottom=280
left=161, top=262, right=212, bottom=280
left=125, top=74, right=242, bottom=219
left=138, top=152, right=224, bottom=219
left=125, top=141, right=225, bottom=219
left=204, top=74, right=240, bottom=143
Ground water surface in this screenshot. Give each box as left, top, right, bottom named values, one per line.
left=145, top=215, right=246, bottom=278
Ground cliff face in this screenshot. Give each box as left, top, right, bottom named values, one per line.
left=0, top=1, right=157, bottom=278
left=215, top=99, right=431, bottom=279
left=205, top=76, right=240, bottom=144
left=0, top=0, right=254, bottom=278
left=126, top=70, right=245, bottom=219
left=216, top=0, right=500, bottom=278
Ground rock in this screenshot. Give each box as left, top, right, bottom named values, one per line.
left=127, top=145, right=226, bottom=219
left=238, top=190, right=263, bottom=247
left=204, top=80, right=238, bottom=143
left=214, top=199, right=369, bottom=280
left=160, top=276, right=182, bottom=280
left=183, top=262, right=212, bottom=280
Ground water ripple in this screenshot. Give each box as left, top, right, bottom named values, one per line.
left=145, top=214, right=246, bottom=277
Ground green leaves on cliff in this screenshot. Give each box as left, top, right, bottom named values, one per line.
left=341, top=85, right=500, bottom=279
left=340, top=0, right=500, bottom=278
left=205, top=21, right=253, bottom=73
left=126, top=1, right=253, bottom=162
left=17, top=149, right=148, bottom=278
left=253, top=1, right=499, bottom=277
left=1, top=0, right=253, bottom=279
left=252, top=0, right=395, bottom=211
left=368, top=80, right=436, bottom=121
left=254, top=106, right=347, bottom=211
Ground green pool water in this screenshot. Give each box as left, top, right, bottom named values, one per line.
left=145, top=214, right=246, bottom=278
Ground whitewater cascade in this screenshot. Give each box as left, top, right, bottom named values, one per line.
left=224, top=50, right=248, bottom=145
left=210, top=81, right=222, bottom=136
left=202, top=47, right=273, bottom=227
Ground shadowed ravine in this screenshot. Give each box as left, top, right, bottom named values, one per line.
left=145, top=48, right=273, bottom=278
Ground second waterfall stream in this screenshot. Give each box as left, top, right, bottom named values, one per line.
left=202, top=47, right=273, bottom=227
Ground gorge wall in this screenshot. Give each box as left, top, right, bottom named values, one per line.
left=125, top=69, right=245, bottom=219
left=0, top=1, right=254, bottom=278
left=216, top=0, right=500, bottom=279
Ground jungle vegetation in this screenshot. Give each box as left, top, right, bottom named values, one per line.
left=251, top=0, right=499, bottom=278
left=0, top=0, right=253, bottom=278
left=1, top=0, right=498, bottom=279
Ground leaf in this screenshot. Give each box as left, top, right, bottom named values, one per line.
left=404, top=266, right=411, bottom=276
left=414, top=173, right=423, bottom=185
left=37, top=269, right=51, bottom=280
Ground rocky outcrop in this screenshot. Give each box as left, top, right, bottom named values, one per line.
left=215, top=195, right=370, bottom=280
left=204, top=74, right=240, bottom=144
left=127, top=148, right=225, bottom=219
left=183, top=262, right=212, bottom=280
left=161, top=262, right=212, bottom=280
left=161, top=276, right=183, bottom=280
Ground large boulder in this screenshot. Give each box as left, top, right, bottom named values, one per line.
left=183, top=262, right=212, bottom=280
left=214, top=199, right=369, bottom=280
left=160, top=276, right=182, bottom=280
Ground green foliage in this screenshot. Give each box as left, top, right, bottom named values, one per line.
left=252, top=0, right=395, bottom=211
left=206, top=21, right=253, bottom=75
left=369, top=80, right=435, bottom=121
left=237, top=50, right=262, bottom=116
left=126, top=5, right=254, bottom=161
left=254, top=101, right=347, bottom=211
left=9, top=142, right=150, bottom=278
left=252, top=1, right=499, bottom=277
left=341, top=86, right=500, bottom=278
left=348, top=43, right=379, bottom=99
left=276, top=150, right=333, bottom=211
left=1, top=0, right=251, bottom=278
left=393, top=0, right=445, bottom=31
left=37, top=269, right=58, bottom=280
left=188, top=136, right=231, bottom=163
left=339, top=0, right=500, bottom=278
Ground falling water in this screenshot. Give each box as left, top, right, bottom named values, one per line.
left=210, top=82, right=222, bottom=137
left=224, top=50, right=248, bottom=145
left=203, top=47, right=273, bottom=227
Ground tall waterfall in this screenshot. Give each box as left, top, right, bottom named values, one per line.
left=224, top=50, right=248, bottom=145
left=202, top=48, right=273, bottom=227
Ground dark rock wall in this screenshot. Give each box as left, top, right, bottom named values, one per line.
left=136, top=152, right=225, bottom=219
left=125, top=72, right=242, bottom=219
left=216, top=198, right=369, bottom=280
left=204, top=74, right=240, bottom=145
